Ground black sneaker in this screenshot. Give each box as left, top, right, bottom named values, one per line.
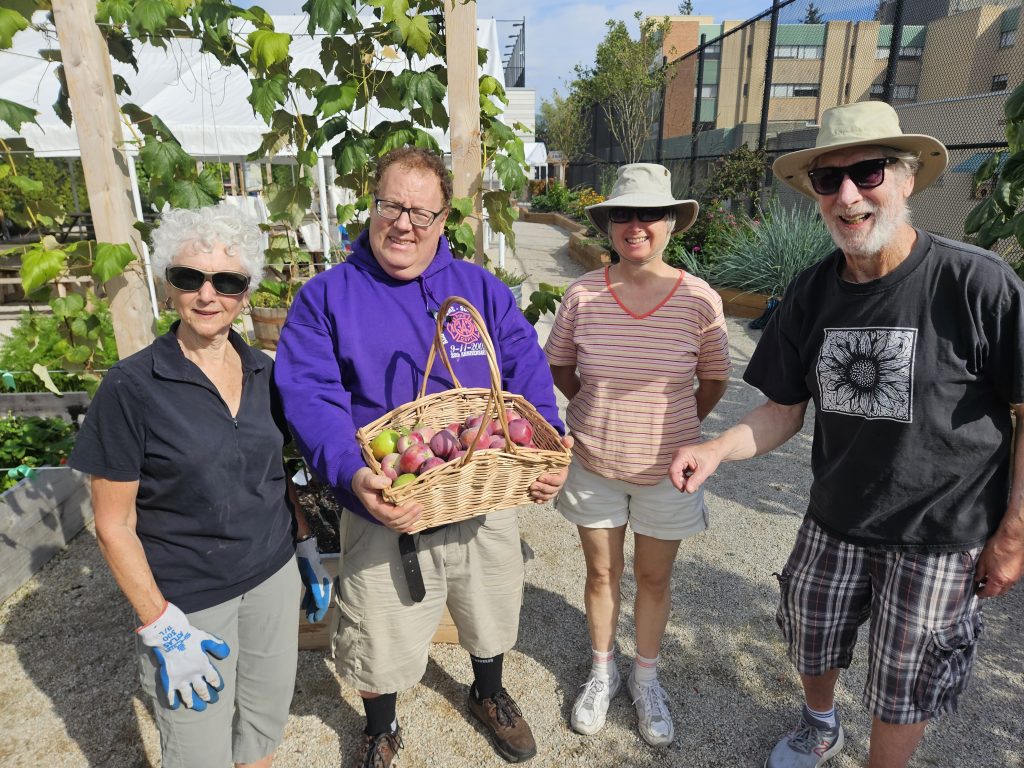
left=468, top=688, right=537, bottom=763
left=352, top=726, right=403, bottom=768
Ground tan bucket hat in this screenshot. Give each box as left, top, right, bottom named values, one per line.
left=586, top=163, right=699, bottom=236
left=772, top=101, right=948, bottom=199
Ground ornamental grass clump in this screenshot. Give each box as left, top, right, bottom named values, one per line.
left=710, top=199, right=834, bottom=298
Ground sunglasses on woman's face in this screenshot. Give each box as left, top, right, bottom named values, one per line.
left=806, top=157, right=899, bottom=196
left=164, top=266, right=250, bottom=296
left=607, top=207, right=667, bottom=224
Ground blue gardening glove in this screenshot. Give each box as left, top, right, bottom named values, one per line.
left=296, top=536, right=331, bottom=623
left=137, top=602, right=230, bottom=711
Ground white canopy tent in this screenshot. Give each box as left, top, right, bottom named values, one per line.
left=1, top=14, right=508, bottom=312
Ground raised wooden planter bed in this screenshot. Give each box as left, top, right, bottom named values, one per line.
left=0, top=467, right=92, bottom=604
left=568, top=232, right=613, bottom=270
left=716, top=287, right=770, bottom=319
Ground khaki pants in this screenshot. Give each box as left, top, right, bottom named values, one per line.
left=332, top=508, right=525, bottom=693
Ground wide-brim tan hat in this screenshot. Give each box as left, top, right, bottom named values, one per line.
left=773, top=101, right=948, bottom=199
left=586, top=163, right=699, bottom=236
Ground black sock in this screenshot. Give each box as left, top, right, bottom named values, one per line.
left=362, top=693, right=397, bottom=736
left=470, top=653, right=504, bottom=701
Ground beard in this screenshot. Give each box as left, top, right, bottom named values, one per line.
left=823, top=195, right=912, bottom=259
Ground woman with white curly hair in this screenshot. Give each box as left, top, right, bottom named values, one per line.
left=69, top=201, right=324, bottom=768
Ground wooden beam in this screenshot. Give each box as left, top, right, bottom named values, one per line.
left=52, top=0, right=155, bottom=357
left=444, top=0, right=485, bottom=263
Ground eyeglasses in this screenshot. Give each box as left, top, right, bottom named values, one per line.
left=607, top=207, right=667, bottom=224
left=373, top=198, right=445, bottom=228
left=164, top=266, right=250, bottom=296
left=807, top=157, right=899, bottom=196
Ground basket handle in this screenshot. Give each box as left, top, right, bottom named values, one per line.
left=420, top=296, right=518, bottom=460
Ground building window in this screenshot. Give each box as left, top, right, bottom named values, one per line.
left=892, top=84, right=917, bottom=100
left=999, top=30, right=1016, bottom=48
left=743, top=83, right=749, bottom=96
left=704, top=42, right=721, bottom=55
left=898, top=46, right=923, bottom=60
left=775, top=44, right=824, bottom=59
left=695, top=84, right=718, bottom=99
left=875, top=46, right=889, bottom=59
left=992, top=73, right=1009, bottom=92
left=771, top=83, right=820, bottom=98
left=869, top=84, right=885, bottom=99
left=747, top=43, right=753, bottom=57
left=844, top=83, right=850, bottom=97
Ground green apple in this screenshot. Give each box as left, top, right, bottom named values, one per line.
left=370, top=428, right=401, bottom=460
left=392, top=472, right=417, bottom=489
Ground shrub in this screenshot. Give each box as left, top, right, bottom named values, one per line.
left=663, top=235, right=712, bottom=280
left=530, top=182, right=574, bottom=213
left=0, top=415, right=77, bottom=492
left=709, top=198, right=834, bottom=298
left=566, top=187, right=604, bottom=222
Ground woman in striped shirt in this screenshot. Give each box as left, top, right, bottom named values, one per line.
left=545, top=163, right=730, bottom=747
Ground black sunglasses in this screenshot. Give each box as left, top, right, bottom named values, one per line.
left=164, top=266, right=250, bottom=296
left=607, top=207, right=667, bottom=224
left=807, top=157, right=899, bottom=196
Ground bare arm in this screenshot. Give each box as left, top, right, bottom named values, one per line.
left=669, top=398, right=809, bottom=492
left=974, top=403, right=1024, bottom=598
left=287, top=476, right=311, bottom=540
left=549, top=364, right=580, bottom=401
left=694, top=377, right=728, bottom=422
left=91, top=476, right=166, bottom=625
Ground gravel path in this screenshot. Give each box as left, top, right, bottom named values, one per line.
left=2, top=220, right=1022, bottom=766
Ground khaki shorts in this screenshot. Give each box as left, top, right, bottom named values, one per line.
left=137, top=558, right=300, bottom=767
left=332, top=508, right=525, bottom=693
left=557, top=461, right=708, bottom=541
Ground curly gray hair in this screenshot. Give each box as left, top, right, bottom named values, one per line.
left=151, top=202, right=265, bottom=293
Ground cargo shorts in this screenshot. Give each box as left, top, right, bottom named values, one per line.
left=775, top=515, right=985, bottom=724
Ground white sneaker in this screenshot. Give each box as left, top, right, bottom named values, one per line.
left=627, top=672, right=674, bottom=746
left=570, top=665, right=621, bottom=735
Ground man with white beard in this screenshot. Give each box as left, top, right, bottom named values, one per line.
left=669, top=101, right=1024, bottom=768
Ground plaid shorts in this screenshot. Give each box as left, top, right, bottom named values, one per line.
left=775, top=515, right=985, bottom=724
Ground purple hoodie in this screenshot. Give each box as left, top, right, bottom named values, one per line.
left=274, top=230, right=564, bottom=523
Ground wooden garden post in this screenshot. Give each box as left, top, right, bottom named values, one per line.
left=52, top=0, right=155, bottom=357
left=444, top=0, right=485, bottom=263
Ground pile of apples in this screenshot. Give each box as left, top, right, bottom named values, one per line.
left=369, top=410, right=537, bottom=488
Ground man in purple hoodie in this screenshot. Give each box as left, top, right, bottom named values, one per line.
left=274, top=147, right=571, bottom=768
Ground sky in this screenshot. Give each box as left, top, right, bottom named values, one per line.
left=253, top=0, right=878, bottom=105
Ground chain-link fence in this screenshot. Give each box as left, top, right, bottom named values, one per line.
left=565, top=0, right=1023, bottom=258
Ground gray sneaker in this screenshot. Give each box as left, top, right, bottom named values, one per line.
left=764, top=706, right=845, bottom=768
left=570, top=665, right=621, bottom=735
left=626, top=672, right=674, bottom=746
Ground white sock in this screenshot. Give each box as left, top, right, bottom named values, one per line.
left=591, top=648, right=615, bottom=680
left=806, top=704, right=837, bottom=729
left=633, top=653, right=659, bottom=685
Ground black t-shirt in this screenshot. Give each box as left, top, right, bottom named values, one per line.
left=744, top=230, right=1024, bottom=552
left=69, top=324, right=295, bottom=612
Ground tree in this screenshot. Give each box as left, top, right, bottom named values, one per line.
left=804, top=2, right=824, bottom=23
left=575, top=13, right=673, bottom=164
left=677, top=1, right=694, bottom=14
left=699, top=144, right=769, bottom=210
left=537, top=88, right=590, bottom=165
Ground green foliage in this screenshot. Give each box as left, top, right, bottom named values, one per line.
left=523, top=282, right=566, bottom=325
left=0, top=301, right=119, bottom=393
left=538, top=89, right=590, bottom=164
left=965, top=80, right=1024, bottom=272
left=530, top=182, right=574, bottom=213
left=803, top=1, right=824, bottom=24
left=492, top=265, right=526, bottom=287
left=0, top=415, right=77, bottom=493
left=574, top=13, right=673, bottom=163
left=0, top=156, right=84, bottom=234
left=699, top=144, right=769, bottom=210
left=709, top=199, right=833, bottom=298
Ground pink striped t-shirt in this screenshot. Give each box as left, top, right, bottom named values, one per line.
left=545, top=267, right=731, bottom=485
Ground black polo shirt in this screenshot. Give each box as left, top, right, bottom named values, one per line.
left=70, top=323, right=295, bottom=613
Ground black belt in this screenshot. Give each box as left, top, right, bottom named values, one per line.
left=397, top=524, right=451, bottom=603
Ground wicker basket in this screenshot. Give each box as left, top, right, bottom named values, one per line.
left=355, top=296, right=570, bottom=532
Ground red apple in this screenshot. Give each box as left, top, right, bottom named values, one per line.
left=410, top=425, right=435, bottom=443
left=380, top=452, right=401, bottom=480
left=418, top=456, right=445, bottom=474
left=488, top=436, right=508, bottom=450
left=460, top=426, right=487, bottom=449
left=506, top=419, right=534, bottom=446
left=396, top=433, right=423, bottom=453
left=464, top=414, right=492, bottom=435
left=430, top=429, right=460, bottom=459
left=449, top=449, right=467, bottom=461
left=399, top=443, right=434, bottom=474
